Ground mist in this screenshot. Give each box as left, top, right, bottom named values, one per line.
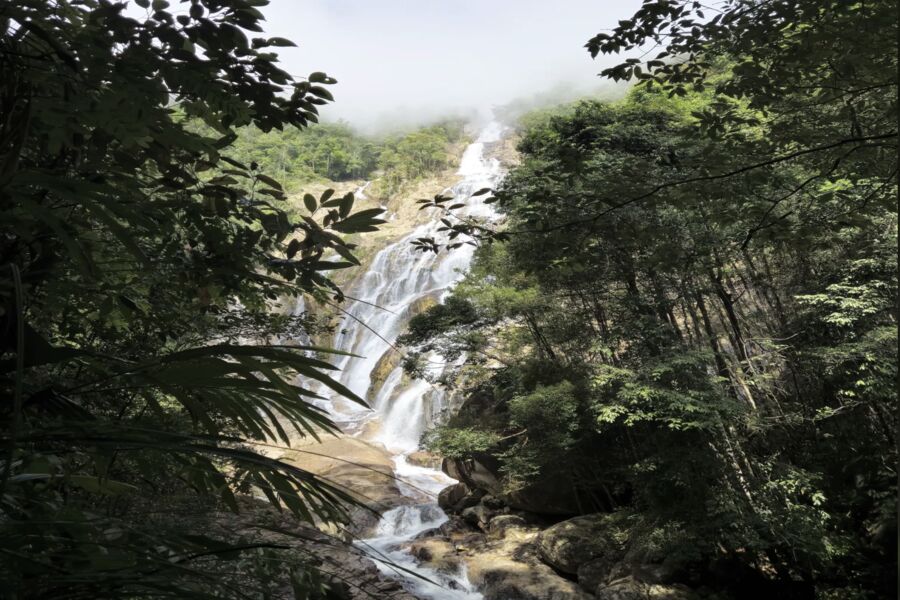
left=258, top=0, right=642, bottom=132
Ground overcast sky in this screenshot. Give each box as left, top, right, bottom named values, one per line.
left=252, top=0, right=642, bottom=129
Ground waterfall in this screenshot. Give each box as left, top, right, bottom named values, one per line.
left=324, top=121, right=504, bottom=443
left=320, top=121, right=505, bottom=599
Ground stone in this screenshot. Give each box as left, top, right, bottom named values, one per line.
left=226, top=498, right=420, bottom=600
left=438, top=515, right=477, bottom=537
left=365, top=348, right=402, bottom=400
left=406, top=450, right=441, bottom=469
left=405, top=537, right=462, bottom=574
left=437, top=482, right=469, bottom=511
left=470, top=547, right=594, bottom=600
left=461, top=504, right=493, bottom=530
left=535, top=513, right=629, bottom=575
left=595, top=577, right=697, bottom=600
left=457, top=488, right=485, bottom=510
left=274, top=435, right=400, bottom=510
left=481, top=494, right=506, bottom=509
left=577, top=557, right=614, bottom=593
left=410, top=544, right=432, bottom=562
left=489, top=514, right=527, bottom=537
left=633, top=561, right=679, bottom=585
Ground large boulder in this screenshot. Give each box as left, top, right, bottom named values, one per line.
left=465, top=538, right=593, bottom=600
left=478, top=567, right=593, bottom=600
left=577, top=558, right=617, bottom=594
left=406, top=450, right=441, bottom=469
left=461, top=504, right=495, bottom=530
left=274, top=435, right=403, bottom=535
left=595, top=577, right=697, bottom=600
left=437, top=482, right=469, bottom=511
left=489, top=514, right=527, bottom=537
left=536, top=513, right=629, bottom=576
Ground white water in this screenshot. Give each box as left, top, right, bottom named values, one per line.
left=320, top=122, right=505, bottom=599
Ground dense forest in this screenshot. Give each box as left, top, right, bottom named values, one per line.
left=0, top=1, right=896, bottom=600
left=228, top=120, right=466, bottom=190
left=408, top=2, right=898, bottom=598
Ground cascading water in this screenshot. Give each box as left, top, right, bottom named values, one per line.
left=321, top=121, right=505, bottom=599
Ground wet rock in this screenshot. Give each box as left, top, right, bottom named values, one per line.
left=228, top=499, right=421, bottom=600
left=458, top=531, right=487, bottom=549
left=438, top=515, right=477, bottom=537
left=413, top=525, right=441, bottom=540
left=365, top=348, right=402, bottom=399
left=406, top=537, right=465, bottom=574
left=442, top=455, right=501, bottom=494
left=536, top=513, right=628, bottom=575
left=410, top=544, right=432, bottom=562
left=472, top=548, right=593, bottom=600
left=406, top=450, right=441, bottom=469
left=595, top=576, right=697, bottom=600
left=451, top=518, right=592, bottom=600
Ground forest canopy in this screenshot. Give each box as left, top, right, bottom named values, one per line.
left=227, top=119, right=467, bottom=189
left=0, top=1, right=387, bottom=597
left=406, top=1, right=897, bottom=598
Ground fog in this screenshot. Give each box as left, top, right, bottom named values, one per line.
left=257, top=0, right=642, bottom=131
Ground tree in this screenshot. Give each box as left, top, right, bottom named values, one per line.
left=405, top=22, right=896, bottom=594
left=0, top=1, right=385, bottom=597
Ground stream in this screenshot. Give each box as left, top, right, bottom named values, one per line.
left=319, top=121, right=505, bottom=599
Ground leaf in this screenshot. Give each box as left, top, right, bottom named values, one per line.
left=311, top=260, right=355, bottom=271
left=266, top=37, right=297, bottom=47
left=338, top=193, right=354, bottom=218
left=303, top=193, right=317, bottom=212
left=286, top=239, right=301, bottom=259
left=221, top=156, right=249, bottom=170
left=255, top=173, right=283, bottom=191
left=332, top=243, right=361, bottom=266
left=308, top=86, right=334, bottom=101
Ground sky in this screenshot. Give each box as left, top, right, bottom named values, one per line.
left=254, top=0, right=643, bottom=130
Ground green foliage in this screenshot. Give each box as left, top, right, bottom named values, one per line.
left=225, top=119, right=467, bottom=194
left=591, top=352, right=737, bottom=432
left=401, top=296, right=480, bottom=346
left=229, top=122, right=381, bottom=185
left=508, top=382, right=579, bottom=452
left=406, top=2, right=897, bottom=595
left=0, top=1, right=386, bottom=597
left=371, top=121, right=467, bottom=195
left=500, top=382, right=581, bottom=486
left=422, top=426, right=501, bottom=460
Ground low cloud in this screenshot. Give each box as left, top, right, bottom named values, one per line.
left=259, top=0, right=641, bottom=131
